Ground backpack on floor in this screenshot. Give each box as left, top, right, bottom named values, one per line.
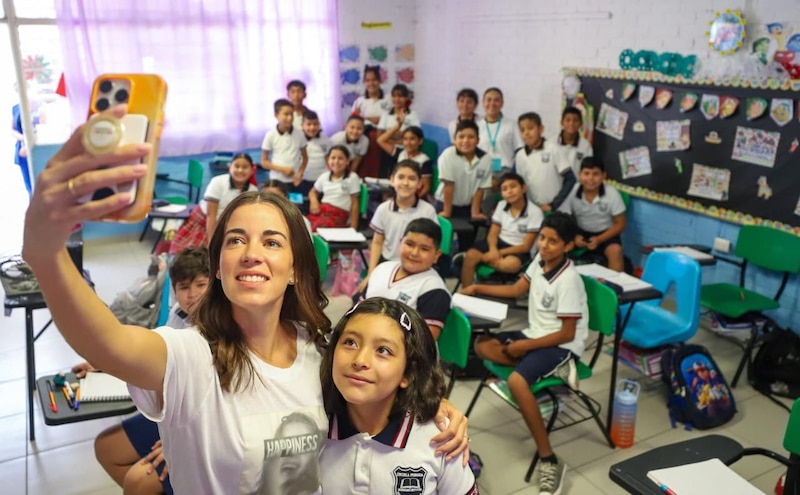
left=750, top=326, right=800, bottom=400
left=661, top=344, right=736, bottom=429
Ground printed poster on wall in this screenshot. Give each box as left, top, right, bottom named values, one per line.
left=619, top=146, right=652, bottom=179
left=688, top=163, right=731, bottom=201
left=656, top=120, right=691, bottom=151
left=596, top=103, right=629, bottom=141
left=731, top=126, right=780, bottom=167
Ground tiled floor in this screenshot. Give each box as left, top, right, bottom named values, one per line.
left=0, top=164, right=793, bottom=494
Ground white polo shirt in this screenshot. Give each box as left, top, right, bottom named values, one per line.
left=202, top=174, right=258, bottom=218
left=434, top=147, right=493, bottom=207
left=351, top=96, right=392, bottom=123
left=313, top=171, right=361, bottom=211
left=261, top=126, right=308, bottom=183
left=521, top=255, right=588, bottom=357
left=321, top=412, right=478, bottom=495
left=491, top=200, right=543, bottom=246
left=331, top=131, right=369, bottom=158
left=370, top=198, right=439, bottom=261
left=515, top=139, right=571, bottom=206
left=292, top=106, right=311, bottom=129
left=397, top=149, right=433, bottom=177
left=559, top=183, right=627, bottom=233
left=448, top=115, right=481, bottom=143
left=164, top=303, right=191, bottom=329
left=128, top=325, right=327, bottom=495
left=303, top=134, right=333, bottom=182
left=478, top=116, right=522, bottom=170
left=366, top=260, right=451, bottom=330
left=557, top=132, right=594, bottom=175
left=377, top=109, right=422, bottom=132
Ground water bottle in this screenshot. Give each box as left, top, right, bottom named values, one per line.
left=610, top=379, right=640, bottom=448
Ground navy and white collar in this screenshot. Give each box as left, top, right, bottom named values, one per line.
left=277, top=125, right=294, bottom=135
left=576, top=184, right=606, bottom=198
left=228, top=176, right=250, bottom=192
left=538, top=255, right=571, bottom=283
left=524, top=138, right=547, bottom=155
left=455, top=147, right=487, bottom=159
left=391, top=196, right=420, bottom=212
left=503, top=200, right=529, bottom=218
left=328, top=412, right=414, bottom=449
left=558, top=132, right=580, bottom=147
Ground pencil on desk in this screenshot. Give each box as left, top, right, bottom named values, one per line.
left=46, top=381, right=58, bottom=413
left=61, top=386, right=74, bottom=409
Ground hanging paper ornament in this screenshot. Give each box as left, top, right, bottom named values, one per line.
left=632, top=121, right=646, bottom=132
left=674, top=158, right=683, bottom=174
left=680, top=93, right=699, bottom=112
left=756, top=177, right=772, bottom=199
left=771, top=98, right=793, bottom=126
left=719, top=97, right=739, bottom=118
left=562, top=75, right=582, bottom=99
left=704, top=131, right=722, bottom=144
left=655, top=89, right=673, bottom=109
left=639, top=86, right=655, bottom=107
left=605, top=89, right=614, bottom=99
left=745, top=98, right=768, bottom=120
left=707, top=10, right=746, bottom=55
left=700, top=94, right=720, bottom=119
left=619, top=49, right=635, bottom=70
left=621, top=83, right=636, bottom=101
left=791, top=138, right=799, bottom=152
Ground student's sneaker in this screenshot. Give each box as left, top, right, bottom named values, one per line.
left=538, top=458, right=566, bottom=495
left=546, top=355, right=579, bottom=390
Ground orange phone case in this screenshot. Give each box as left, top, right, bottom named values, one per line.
left=87, top=74, right=167, bottom=223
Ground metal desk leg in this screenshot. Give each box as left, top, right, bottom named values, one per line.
left=25, top=308, right=35, bottom=441
left=606, top=304, right=635, bottom=442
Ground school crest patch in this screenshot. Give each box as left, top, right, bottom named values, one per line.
left=397, top=292, right=412, bottom=304
left=393, top=466, right=428, bottom=495
left=476, top=169, right=487, bottom=179
left=541, top=292, right=555, bottom=309
left=576, top=152, right=584, bottom=160
left=598, top=202, right=609, bottom=213
left=542, top=152, right=551, bottom=163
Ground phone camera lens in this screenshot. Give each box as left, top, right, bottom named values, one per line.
left=114, top=89, right=129, bottom=103
left=99, top=80, right=113, bottom=93
left=96, top=98, right=110, bottom=111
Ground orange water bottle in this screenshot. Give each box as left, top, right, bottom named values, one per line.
left=610, top=379, right=640, bottom=448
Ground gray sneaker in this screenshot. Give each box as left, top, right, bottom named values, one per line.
left=546, top=355, right=579, bottom=390
left=538, top=458, right=566, bottom=495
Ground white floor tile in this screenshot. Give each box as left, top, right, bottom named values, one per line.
left=27, top=440, right=119, bottom=495
left=0, top=457, right=27, bottom=495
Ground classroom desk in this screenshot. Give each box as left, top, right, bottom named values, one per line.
left=36, top=374, right=137, bottom=426
left=324, top=240, right=370, bottom=267
left=139, top=203, right=195, bottom=254
left=643, top=244, right=716, bottom=266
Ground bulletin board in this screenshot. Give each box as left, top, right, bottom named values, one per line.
left=566, top=67, right=800, bottom=234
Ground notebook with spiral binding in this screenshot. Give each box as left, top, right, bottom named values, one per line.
left=79, top=372, right=131, bottom=402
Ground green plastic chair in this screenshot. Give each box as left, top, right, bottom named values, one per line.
left=437, top=216, right=453, bottom=255
left=421, top=139, right=439, bottom=193
left=700, top=225, right=800, bottom=387
left=312, top=234, right=330, bottom=283
left=161, top=159, right=205, bottom=205
left=464, top=275, right=617, bottom=482
left=359, top=183, right=369, bottom=216
left=438, top=308, right=472, bottom=397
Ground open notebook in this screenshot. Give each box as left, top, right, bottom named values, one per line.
left=79, top=372, right=132, bottom=402
left=647, top=458, right=764, bottom=494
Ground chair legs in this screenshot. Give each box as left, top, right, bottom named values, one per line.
left=464, top=370, right=491, bottom=417
left=573, top=389, right=615, bottom=449
left=524, top=388, right=560, bottom=483
left=138, top=217, right=153, bottom=242
left=731, top=324, right=763, bottom=388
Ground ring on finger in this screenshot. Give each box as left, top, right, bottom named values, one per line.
left=67, top=179, right=78, bottom=197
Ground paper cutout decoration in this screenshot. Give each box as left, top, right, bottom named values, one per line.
left=368, top=45, right=388, bottom=62
left=619, top=146, right=652, bottom=179
left=339, top=45, right=360, bottom=63
left=596, top=103, right=629, bottom=141
left=794, top=195, right=800, bottom=216
left=632, top=121, right=646, bottom=132
left=341, top=68, right=361, bottom=84
left=680, top=93, right=699, bottom=112
left=562, top=75, right=581, bottom=99
left=656, top=120, right=691, bottom=151
left=655, top=89, right=673, bottom=109
left=619, top=49, right=635, bottom=69
left=719, top=97, right=739, bottom=118
left=639, top=86, right=655, bottom=107
left=746, top=98, right=768, bottom=120
left=606, top=88, right=614, bottom=99
left=707, top=10, right=746, bottom=55
left=792, top=138, right=799, bottom=152
left=705, top=131, right=722, bottom=144
left=757, top=176, right=773, bottom=199
left=688, top=163, right=730, bottom=201
left=395, top=44, right=415, bottom=62
left=701, top=94, right=720, bottom=119
left=732, top=126, right=780, bottom=168
left=621, top=83, right=636, bottom=101
left=771, top=98, right=793, bottom=126
left=675, top=158, right=683, bottom=174
left=396, top=67, right=414, bottom=83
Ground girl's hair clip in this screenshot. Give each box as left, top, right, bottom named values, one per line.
left=344, top=302, right=360, bottom=318
left=399, top=311, right=412, bottom=332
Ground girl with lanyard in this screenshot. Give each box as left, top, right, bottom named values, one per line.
left=23, top=105, right=470, bottom=494
left=478, top=87, right=521, bottom=174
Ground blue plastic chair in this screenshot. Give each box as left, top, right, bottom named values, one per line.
left=156, top=270, right=172, bottom=326
left=621, top=251, right=702, bottom=348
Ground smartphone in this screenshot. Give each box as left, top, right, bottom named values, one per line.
left=82, top=74, right=167, bottom=223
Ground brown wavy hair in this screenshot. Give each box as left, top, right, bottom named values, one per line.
left=194, top=191, right=330, bottom=392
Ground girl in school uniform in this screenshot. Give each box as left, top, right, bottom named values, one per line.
left=319, top=298, right=479, bottom=495
left=308, top=145, right=362, bottom=231
left=377, top=125, right=434, bottom=198
left=376, top=84, right=422, bottom=178
left=351, top=65, right=391, bottom=178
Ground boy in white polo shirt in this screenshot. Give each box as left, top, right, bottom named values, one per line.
left=515, top=112, right=576, bottom=214
left=261, top=98, right=308, bottom=192
left=300, top=110, right=332, bottom=195
left=363, top=218, right=450, bottom=338
left=461, top=212, right=587, bottom=495
left=448, top=88, right=480, bottom=143
left=559, top=157, right=627, bottom=272
left=287, top=80, right=311, bottom=129
left=459, top=172, right=542, bottom=289
left=557, top=106, right=594, bottom=176
left=331, top=115, right=369, bottom=173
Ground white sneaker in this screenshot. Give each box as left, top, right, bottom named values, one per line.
left=538, top=458, right=566, bottom=495
left=547, top=355, right=579, bottom=390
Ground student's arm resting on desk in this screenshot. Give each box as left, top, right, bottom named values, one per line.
left=461, top=275, right=529, bottom=299
left=504, top=318, right=577, bottom=359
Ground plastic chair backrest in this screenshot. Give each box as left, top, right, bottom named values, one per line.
left=581, top=275, right=618, bottom=338
left=735, top=225, right=800, bottom=274
left=312, top=234, right=330, bottom=282
left=785, top=398, right=800, bottom=455
left=359, top=183, right=368, bottom=216
left=188, top=159, right=204, bottom=202
left=619, top=189, right=631, bottom=210
left=641, top=251, right=702, bottom=334
left=421, top=139, right=440, bottom=192
left=438, top=308, right=471, bottom=369
left=156, top=270, right=172, bottom=326
left=438, top=216, right=453, bottom=255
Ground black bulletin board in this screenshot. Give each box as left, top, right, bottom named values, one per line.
left=574, top=69, right=800, bottom=230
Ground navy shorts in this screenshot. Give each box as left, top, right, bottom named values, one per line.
left=122, top=414, right=174, bottom=494
left=471, top=239, right=530, bottom=264
left=491, top=331, right=575, bottom=385
left=579, top=228, right=621, bottom=254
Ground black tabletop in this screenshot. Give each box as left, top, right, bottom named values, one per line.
left=37, top=374, right=137, bottom=426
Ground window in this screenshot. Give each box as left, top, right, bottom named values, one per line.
left=13, top=0, right=56, bottom=19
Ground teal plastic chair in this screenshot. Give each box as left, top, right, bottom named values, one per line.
left=465, top=275, right=617, bottom=482
left=312, top=234, right=330, bottom=283
left=156, top=270, right=171, bottom=326
left=438, top=308, right=472, bottom=397
left=421, top=139, right=440, bottom=193
left=620, top=251, right=702, bottom=349
left=438, top=216, right=453, bottom=255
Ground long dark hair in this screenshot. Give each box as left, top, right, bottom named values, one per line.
left=194, top=191, right=330, bottom=393
left=320, top=297, right=446, bottom=422
left=363, top=65, right=384, bottom=99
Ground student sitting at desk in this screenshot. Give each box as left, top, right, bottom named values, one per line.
left=72, top=246, right=210, bottom=495
left=459, top=212, right=587, bottom=495
left=307, top=145, right=361, bottom=231
left=362, top=219, right=450, bottom=339
left=558, top=157, right=627, bottom=272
